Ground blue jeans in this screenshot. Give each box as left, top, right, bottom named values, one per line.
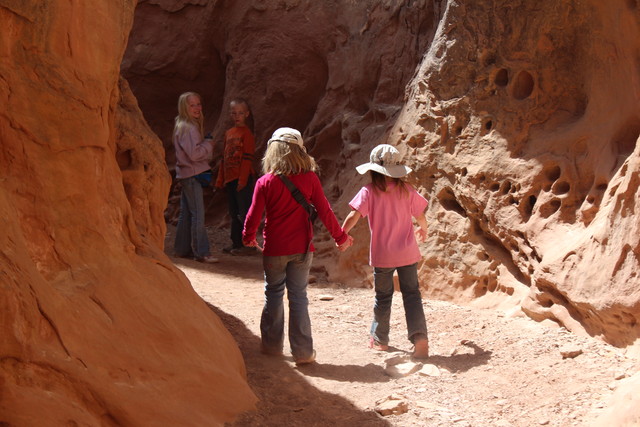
left=261, top=253, right=314, bottom=359
left=225, top=177, right=254, bottom=248
left=370, top=263, right=428, bottom=345
left=174, top=177, right=210, bottom=258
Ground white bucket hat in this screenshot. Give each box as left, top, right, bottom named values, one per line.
left=355, top=144, right=412, bottom=178
left=267, top=127, right=304, bottom=147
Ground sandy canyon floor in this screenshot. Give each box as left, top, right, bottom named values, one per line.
left=166, top=226, right=637, bottom=427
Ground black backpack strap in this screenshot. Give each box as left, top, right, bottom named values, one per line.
left=278, top=175, right=317, bottom=256
left=278, top=175, right=317, bottom=221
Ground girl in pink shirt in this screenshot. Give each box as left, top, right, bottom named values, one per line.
left=243, top=127, right=353, bottom=365
left=342, top=144, right=429, bottom=358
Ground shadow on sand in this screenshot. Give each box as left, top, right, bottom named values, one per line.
left=206, top=302, right=390, bottom=427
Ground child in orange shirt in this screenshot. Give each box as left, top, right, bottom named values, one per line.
left=216, top=98, right=256, bottom=255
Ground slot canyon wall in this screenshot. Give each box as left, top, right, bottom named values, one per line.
left=0, top=1, right=255, bottom=425
left=123, top=0, right=640, bottom=351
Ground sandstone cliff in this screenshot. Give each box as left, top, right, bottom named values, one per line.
left=123, top=0, right=640, bottom=354
left=0, top=1, right=255, bottom=425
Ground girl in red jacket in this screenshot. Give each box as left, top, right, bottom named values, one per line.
left=243, top=127, right=352, bottom=365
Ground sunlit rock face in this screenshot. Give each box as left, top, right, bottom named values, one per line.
left=395, top=0, right=640, bottom=350
left=123, top=0, right=640, bottom=351
left=0, top=1, right=255, bottom=425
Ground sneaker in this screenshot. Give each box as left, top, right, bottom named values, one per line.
left=412, top=336, right=429, bottom=359
left=230, top=246, right=257, bottom=256
left=369, top=337, right=389, bottom=351
left=294, top=350, right=316, bottom=366
left=195, top=255, right=219, bottom=263
left=222, top=245, right=240, bottom=254
left=260, top=344, right=283, bottom=356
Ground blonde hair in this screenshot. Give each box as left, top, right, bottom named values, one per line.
left=262, top=141, right=317, bottom=175
left=174, top=92, right=204, bottom=138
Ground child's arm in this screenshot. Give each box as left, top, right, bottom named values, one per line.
left=342, top=210, right=361, bottom=234
left=237, top=131, right=255, bottom=190
left=414, top=212, right=428, bottom=243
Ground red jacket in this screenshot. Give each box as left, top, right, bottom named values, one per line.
left=243, top=172, right=348, bottom=256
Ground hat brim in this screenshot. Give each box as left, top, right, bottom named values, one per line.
left=355, top=162, right=412, bottom=178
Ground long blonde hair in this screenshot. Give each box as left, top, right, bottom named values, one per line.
left=174, top=92, right=204, bottom=138
left=262, top=141, right=317, bottom=175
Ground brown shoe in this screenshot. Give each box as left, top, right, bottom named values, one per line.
left=369, top=337, right=389, bottom=351
left=196, top=255, right=219, bottom=263
left=260, top=344, right=283, bottom=356
left=412, top=336, right=429, bottom=359
left=294, top=350, right=316, bottom=365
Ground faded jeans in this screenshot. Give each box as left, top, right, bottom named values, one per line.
left=370, top=263, right=428, bottom=345
left=261, top=253, right=314, bottom=359
left=174, top=177, right=210, bottom=259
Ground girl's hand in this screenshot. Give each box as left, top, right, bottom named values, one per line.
left=337, top=235, right=354, bottom=252
left=415, top=228, right=427, bottom=243
left=243, top=238, right=263, bottom=252
left=243, top=239, right=259, bottom=248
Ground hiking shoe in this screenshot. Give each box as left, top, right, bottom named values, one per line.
left=294, top=350, right=316, bottom=366
left=230, top=246, right=257, bottom=256
left=195, top=255, right=219, bottom=263
left=412, top=336, right=429, bottom=359
left=369, top=337, right=389, bottom=351
left=260, top=344, right=283, bottom=356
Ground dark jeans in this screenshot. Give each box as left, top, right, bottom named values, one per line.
left=370, top=263, right=428, bottom=345
left=225, top=177, right=254, bottom=248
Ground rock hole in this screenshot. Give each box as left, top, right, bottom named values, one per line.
left=437, top=188, right=467, bottom=217
left=494, top=68, right=509, bottom=86
left=522, top=195, right=537, bottom=218
left=500, top=181, right=512, bottom=194
left=512, top=70, right=535, bottom=100
left=545, top=165, right=561, bottom=182
left=553, top=181, right=570, bottom=195
left=484, top=119, right=493, bottom=131
left=490, top=183, right=500, bottom=192
left=461, top=167, right=468, bottom=176
left=540, top=199, right=561, bottom=218
left=116, top=149, right=133, bottom=170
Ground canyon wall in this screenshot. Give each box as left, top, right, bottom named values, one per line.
left=0, top=1, right=255, bottom=425
left=395, top=0, right=640, bottom=349
left=123, top=0, right=640, bottom=351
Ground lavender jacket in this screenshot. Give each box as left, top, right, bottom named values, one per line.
left=174, top=122, right=213, bottom=179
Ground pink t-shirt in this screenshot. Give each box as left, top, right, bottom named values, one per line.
left=349, top=182, right=428, bottom=268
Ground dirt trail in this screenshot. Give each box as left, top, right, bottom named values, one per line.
left=167, top=228, right=637, bottom=427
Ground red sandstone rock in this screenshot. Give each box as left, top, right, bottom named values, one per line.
left=0, top=1, right=255, bottom=425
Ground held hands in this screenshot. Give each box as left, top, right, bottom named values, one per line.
left=337, top=234, right=354, bottom=252
left=243, top=239, right=263, bottom=251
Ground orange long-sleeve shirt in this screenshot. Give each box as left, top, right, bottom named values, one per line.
left=216, top=126, right=255, bottom=188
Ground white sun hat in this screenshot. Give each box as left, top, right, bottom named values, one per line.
left=355, top=144, right=412, bottom=178
left=267, top=127, right=304, bottom=147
